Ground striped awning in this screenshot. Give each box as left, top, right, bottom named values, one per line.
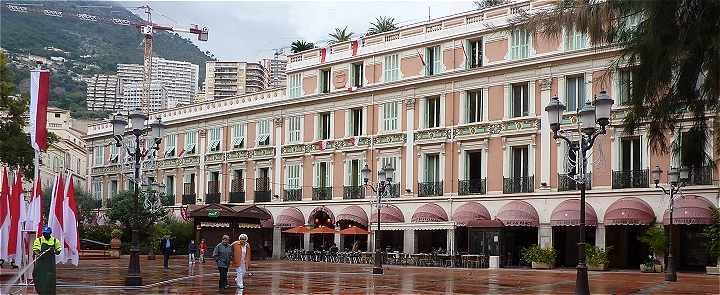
left=496, top=200, right=539, bottom=227
left=663, top=195, right=716, bottom=225
left=337, top=205, right=369, bottom=226
left=550, top=199, right=598, bottom=226
left=369, top=204, right=405, bottom=223
left=604, top=197, right=655, bottom=225
left=452, top=201, right=493, bottom=227
left=411, top=203, right=448, bottom=223
left=276, top=207, right=305, bottom=227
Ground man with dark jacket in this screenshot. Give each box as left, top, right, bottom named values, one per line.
left=212, top=235, right=233, bottom=289
left=160, top=235, right=174, bottom=269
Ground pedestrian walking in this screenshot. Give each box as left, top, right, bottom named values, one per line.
left=32, top=227, right=62, bottom=295
left=231, top=234, right=252, bottom=289
left=212, top=235, right=233, bottom=290
left=199, top=239, right=208, bottom=263
left=188, top=240, right=198, bottom=264
left=160, top=235, right=175, bottom=269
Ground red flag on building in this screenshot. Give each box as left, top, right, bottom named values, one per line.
left=63, top=174, right=80, bottom=266
left=320, top=48, right=327, bottom=63
left=30, top=70, right=50, bottom=151
left=351, top=40, right=359, bottom=56
left=0, top=168, right=11, bottom=260
left=8, top=169, right=25, bottom=263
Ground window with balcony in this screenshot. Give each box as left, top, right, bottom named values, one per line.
left=426, top=45, right=441, bottom=76
left=206, top=171, right=220, bottom=204
left=288, top=73, right=302, bottom=98
left=230, top=169, right=245, bottom=203
left=558, top=141, right=591, bottom=191
left=93, top=146, right=104, bottom=166
left=255, top=167, right=271, bottom=202
left=420, top=154, right=442, bottom=197
left=425, top=96, right=441, bottom=128
left=319, top=69, right=331, bottom=94
left=349, top=108, right=363, bottom=136
left=313, top=161, right=332, bottom=200
left=382, top=102, right=399, bottom=132
left=182, top=173, right=196, bottom=205
left=505, top=146, right=533, bottom=193
left=677, top=131, right=713, bottom=185
left=510, top=28, right=530, bottom=60
left=164, top=134, right=176, bottom=157
left=468, top=38, right=483, bottom=69
left=613, top=137, right=648, bottom=188
left=384, top=54, right=399, bottom=82
left=207, top=127, right=222, bottom=152
left=256, top=119, right=270, bottom=146
left=460, top=150, right=486, bottom=195
left=232, top=123, right=245, bottom=149
left=165, top=176, right=175, bottom=198
left=352, top=62, right=364, bottom=87
left=564, top=27, right=586, bottom=51
left=285, top=164, right=302, bottom=201
left=287, top=116, right=302, bottom=144
left=317, top=112, right=332, bottom=140
left=344, top=159, right=364, bottom=199
left=184, top=131, right=197, bottom=155
left=92, top=178, right=102, bottom=203
left=566, top=75, right=586, bottom=112
left=466, top=89, right=483, bottom=123
left=616, top=69, right=633, bottom=105
left=511, top=83, right=530, bottom=118
left=110, top=144, right=119, bottom=163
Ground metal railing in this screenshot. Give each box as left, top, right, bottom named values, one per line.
left=612, top=169, right=649, bottom=189
left=205, top=192, right=220, bottom=204
left=254, top=177, right=271, bottom=202
left=687, top=166, right=713, bottom=186
left=418, top=181, right=443, bottom=197
left=557, top=173, right=592, bottom=191
left=182, top=194, right=196, bottom=205
left=343, top=185, right=364, bottom=199
left=230, top=179, right=245, bottom=203
left=284, top=189, right=302, bottom=201
left=458, top=178, right=487, bottom=195
left=312, top=187, right=333, bottom=200
left=503, top=176, right=534, bottom=193
left=229, top=191, right=245, bottom=203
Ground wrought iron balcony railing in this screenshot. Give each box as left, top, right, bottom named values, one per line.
left=205, top=192, right=221, bottom=204
left=182, top=194, right=196, bottom=205
left=284, top=189, right=302, bottom=201
left=687, top=166, right=713, bottom=186
left=229, top=179, right=245, bottom=203
left=458, top=178, right=487, bottom=195
left=229, top=191, right=245, bottom=203
left=557, top=173, right=592, bottom=191
left=254, top=177, right=271, bottom=202
left=503, top=176, right=534, bottom=194
left=343, top=185, right=364, bottom=199
left=418, top=181, right=443, bottom=197
left=312, top=187, right=333, bottom=200
left=612, top=169, right=649, bottom=189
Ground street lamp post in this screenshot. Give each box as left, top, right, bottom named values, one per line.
left=545, top=91, right=614, bottom=295
left=111, top=108, right=165, bottom=286
left=361, top=163, right=395, bottom=275
left=651, top=165, right=689, bottom=282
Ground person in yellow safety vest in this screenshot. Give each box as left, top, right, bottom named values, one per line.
left=32, top=226, right=62, bottom=295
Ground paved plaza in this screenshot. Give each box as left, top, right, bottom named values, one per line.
left=2, top=257, right=719, bottom=294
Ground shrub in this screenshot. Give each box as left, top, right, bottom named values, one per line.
left=585, top=245, right=612, bottom=266
left=111, top=228, right=123, bottom=239
left=80, top=224, right=113, bottom=244
left=521, top=245, right=556, bottom=265
left=702, top=207, right=720, bottom=265
left=639, top=224, right=666, bottom=256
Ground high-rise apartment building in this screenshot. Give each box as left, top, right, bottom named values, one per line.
left=204, top=61, right=269, bottom=100
left=117, top=57, right=199, bottom=110
left=261, top=58, right=287, bottom=88
left=122, top=82, right=168, bottom=112
left=86, top=74, right=121, bottom=112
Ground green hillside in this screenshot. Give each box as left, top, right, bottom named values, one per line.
left=0, top=1, right=213, bottom=118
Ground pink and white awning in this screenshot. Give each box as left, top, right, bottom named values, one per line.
left=496, top=200, right=539, bottom=227
left=411, top=203, right=448, bottom=223
left=550, top=199, right=598, bottom=226
left=604, top=197, right=655, bottom=225
left=452, top=201, right=501, bottom=227
left=663, top=195, right=716, bottom=225
left=369, top=204, right=405, bottom=223
left=276, top=207, right=305, bottom=227
left=337, top=205, right=368, bottom=226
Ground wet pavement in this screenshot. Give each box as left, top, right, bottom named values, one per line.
left=3, top=256, right=719, bottom=294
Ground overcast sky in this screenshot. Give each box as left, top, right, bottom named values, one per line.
left=120, top=0, right=476, bottom=62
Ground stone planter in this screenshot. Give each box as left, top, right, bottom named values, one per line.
left=640, top=263, right=663, bottom=273
left=110, top=238, right=121, bottom=257
left=706, top=266, right=720, bottom=275
left=531, top=262, right=552, bottom=269
left=588, top=264, right=608, bottom=271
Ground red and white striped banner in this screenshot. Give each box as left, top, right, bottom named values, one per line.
left=30, top=70, right=50, bottom=152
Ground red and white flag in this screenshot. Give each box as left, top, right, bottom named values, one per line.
left=27, top=178, right=43, bottom=238
left=351, top=40, right=359, bottom=56
left=177, top=148, right=185, bottom=158
left=0, top=168, right=11, bottom=260
left=48, top=174, right=66, bottom=263
left=320, top=48, right=327, bottom=63
left=30, top=70, right=50, bottom=152
left=63, top=174, right=80, bottom=266
left=8, top=169, right=25, bottom=264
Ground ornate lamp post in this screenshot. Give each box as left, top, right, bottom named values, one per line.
left=361, top=163, right=395, bottom=275
left=545, top=91, right=614, bottom=295
left=111, top=108, right=165, bottom=286
left=651, top=165, right=689, bottom=282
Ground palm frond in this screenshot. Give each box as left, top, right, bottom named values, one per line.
left=367, top=16, right=398, bottom=36
left=290, top=40, right=315, bottom=54
left=329, top=26, right=354, bottom=44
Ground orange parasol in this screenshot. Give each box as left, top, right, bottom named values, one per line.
left=309, top=225, right=336, bottom=234
left=339, top=227, right=369, bottom=235
left=283, top=226, right=311, bottom=234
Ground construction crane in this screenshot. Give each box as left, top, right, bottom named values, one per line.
left=3, top=3, right=209, bottom=113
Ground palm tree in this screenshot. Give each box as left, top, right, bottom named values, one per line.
left=515, top=0, right=720, bottom=162
left=328, top=26, right=354, bottom=44
left=474, top=0, right=507, bottom=10
left=367, top=16, right=398, bottom=36
left=290, top=40, right=315, bottom=54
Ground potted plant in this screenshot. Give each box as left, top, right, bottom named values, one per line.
left=639, top=225, right=666, bottom=273
left=702, top=207, right=720, bottom=275
left=585, top=245, right=611, bottom=271
left=521, top=245, right=556, bottom=269
left=110, top=228, right=123, bottom=257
